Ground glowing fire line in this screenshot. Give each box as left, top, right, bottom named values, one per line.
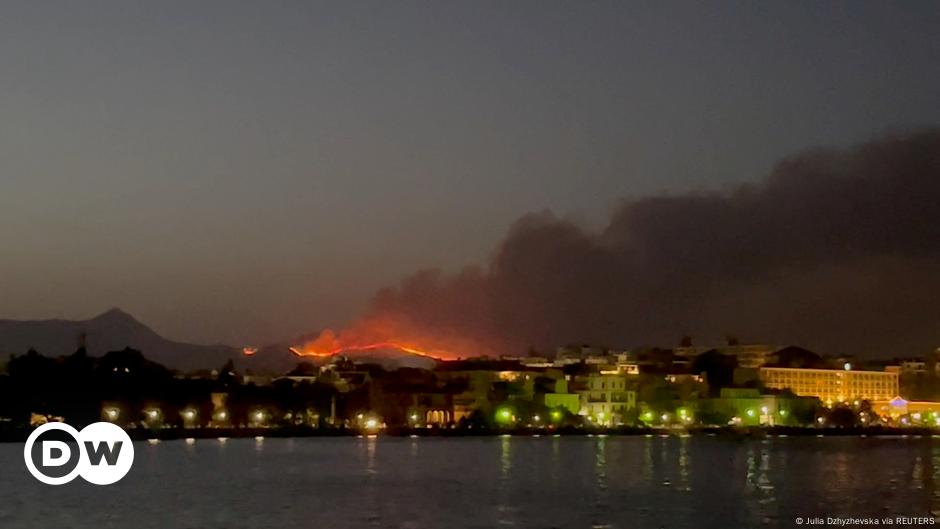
left=288, top=342, right=444, bottom=360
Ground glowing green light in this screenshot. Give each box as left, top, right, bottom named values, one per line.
left=779, top=409, right=788, bottom=417
left=746, top=409, right=755, bottom=417
left=641, top=411, right=654, bottom=422
left=550, top=410, right=562, bottom=422
left=496, top=407, right=514, bottom=425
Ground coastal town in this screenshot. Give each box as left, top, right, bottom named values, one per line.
left=4, top=340, right=939, bottom=438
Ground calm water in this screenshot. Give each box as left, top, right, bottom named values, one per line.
left=1, top=435, right=938, bottom=528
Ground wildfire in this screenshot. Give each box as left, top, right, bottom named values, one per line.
left=281, top=314, right=488, bottom=361
left=244, top=312, right=493, bottom=362
left=289, top=341, right=444, bottom=360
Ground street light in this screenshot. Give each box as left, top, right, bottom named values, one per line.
left=496, top=407, right=514, bottom=426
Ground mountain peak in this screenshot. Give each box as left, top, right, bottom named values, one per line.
left=0, top=309, right=241, bottom=371
left=91, top=307, right=137, bottom=323
left=87, top=308, right=153, bottom=334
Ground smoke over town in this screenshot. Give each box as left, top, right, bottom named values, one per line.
left=301, top=129, right=940, bottom=359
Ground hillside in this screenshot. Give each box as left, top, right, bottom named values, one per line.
left=0, top=308, right=240, bottom=371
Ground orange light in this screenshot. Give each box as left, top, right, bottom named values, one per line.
left=287, top=313, right=492, bottom=362
left=290, top=341, right=448, bottom=360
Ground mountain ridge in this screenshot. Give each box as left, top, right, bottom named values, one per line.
left=0, top=309, right=241, bottom=371
left=0, top=309, right=438, bottom=372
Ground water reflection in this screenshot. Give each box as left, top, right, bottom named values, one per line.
left=931, top=443, right=940, bottom=516
left=497, top=436, right=517, bottom=527
left=677, top=436, right=691, bottom=492
left=594, top=436, right=607, bottom=490
left=550, top=435, right=561, bottom=485
left=590, top=437, right=610, bottom=529
left=500, top=435, right=512, bottom=479
left=362, top=436, right=380, bottom=527
left=365, top=435, right=377, bottom=475
left=642, top=435, right=653, bottom=481
left=0, top=436, right=936, bottom=529
left=740, top=441, right=777, bottom=525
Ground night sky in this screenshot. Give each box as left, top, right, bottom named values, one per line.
left=2, top=2, right=939, bottom=349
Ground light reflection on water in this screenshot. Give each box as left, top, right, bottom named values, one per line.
left=0, top=436, right=937, bottom=528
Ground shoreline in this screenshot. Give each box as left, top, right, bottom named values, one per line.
left=2, top=425, right=937, bottom=443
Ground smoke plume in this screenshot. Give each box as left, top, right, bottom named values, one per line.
left=323, top=129, right=940, bottom=358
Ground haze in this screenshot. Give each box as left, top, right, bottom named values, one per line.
left=2, top=2, right=939, bottom=347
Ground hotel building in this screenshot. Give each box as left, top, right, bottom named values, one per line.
left=759, top=367, right=899, bottom=403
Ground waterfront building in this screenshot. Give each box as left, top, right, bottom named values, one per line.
left=759, top=366, right=899, bottom=404
left=572, top=373, right=636, bottom=425
left=697, top=388, right=815, bottom=426
left=543, top=378, right=580, bottom=415
left=436, top=361, right=538, bottom=421
left=874, top=397, right=940, bottom=423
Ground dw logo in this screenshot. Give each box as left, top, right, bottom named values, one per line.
left=23, top=422, right=134, bottom=485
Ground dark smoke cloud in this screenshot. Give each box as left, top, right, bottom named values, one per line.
left=367, top=129, right=940, bottom=358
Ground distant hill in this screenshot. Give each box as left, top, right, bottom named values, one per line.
left=0, top=308, right=240, bottom=371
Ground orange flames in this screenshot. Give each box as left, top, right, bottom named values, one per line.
left=283, top=315, right=488, bottom=361
left=289, top=340, right=444, bottom=360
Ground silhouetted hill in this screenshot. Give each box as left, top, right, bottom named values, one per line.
left=767, top=346, right=828, bottom=369
left=0, top=309, right=240, bottom=371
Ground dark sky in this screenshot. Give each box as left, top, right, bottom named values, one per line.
left=2, top=1, right=939, bottom=347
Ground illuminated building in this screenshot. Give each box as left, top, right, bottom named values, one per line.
left=875, top=397, right=940, bottom=423
left=696, top=388, right=814, bottom=426
left=573, top=374, right=636, bottom=425
left=759, top=366, right=898, bottom=403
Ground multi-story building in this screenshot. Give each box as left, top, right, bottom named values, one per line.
left=573, top=374, right=636, bottom=425
left=759, top=366, right=899, bottom=404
